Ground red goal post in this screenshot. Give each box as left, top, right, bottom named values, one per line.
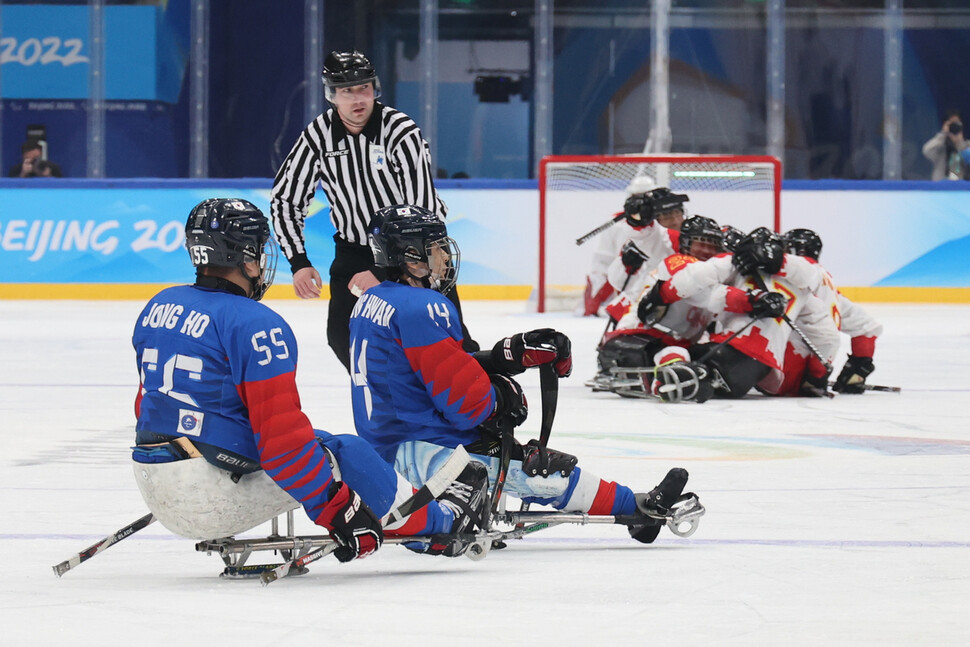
left=537, top=154, right=782, bottom=312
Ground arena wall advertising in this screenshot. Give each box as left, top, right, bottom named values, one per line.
left=1, top=179, right=968, bottom=302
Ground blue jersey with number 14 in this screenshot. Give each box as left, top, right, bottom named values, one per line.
left=348, top=281, right=496, bottom=462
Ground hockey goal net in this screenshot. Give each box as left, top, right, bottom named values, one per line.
left=536, top=154, right=781, bottom=312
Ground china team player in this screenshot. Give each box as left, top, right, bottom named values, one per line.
left=583, top=180, right=687, bottom=317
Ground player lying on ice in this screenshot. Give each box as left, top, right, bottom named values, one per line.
left=616, top=226, right=842, bottom=402
left=347, top=204, right=702, bottom=547
left=130, top=198, right=490, bottom=562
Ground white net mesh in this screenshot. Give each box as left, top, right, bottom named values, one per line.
left=536, top=154, right=781, bottom=312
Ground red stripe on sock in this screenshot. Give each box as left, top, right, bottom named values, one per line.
left=384, top=506, right=430, bottom=537
left=588, top=480, right=618, bottom=515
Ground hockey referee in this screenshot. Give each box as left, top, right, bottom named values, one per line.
left=271, top=50, right=477, bottom=372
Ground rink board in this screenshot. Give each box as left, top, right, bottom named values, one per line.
left=1, top=180, right=968, bottom=301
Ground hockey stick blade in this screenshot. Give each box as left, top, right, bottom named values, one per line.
left=828, top=382, right=901, bottom=393
left=260, top=544, right=338, bottom=585
left=52, top=513, right=156, bottom=577
left=262, top=445, right=472, bottom=585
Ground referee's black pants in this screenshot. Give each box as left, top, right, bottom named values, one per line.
left=328, top=237, right=479, bottom=374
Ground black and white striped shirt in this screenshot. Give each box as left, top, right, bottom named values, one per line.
left=271, top=102, right=446, bottom=271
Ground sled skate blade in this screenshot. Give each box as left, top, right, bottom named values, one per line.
left=665, top=493, right=705, bottom=538
left=220, top=564, right=309, bottom=580
left=609, top=367, right=654, bottom=398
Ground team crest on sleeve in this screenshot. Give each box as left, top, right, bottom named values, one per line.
left=178, top=410, right=204, bottom=437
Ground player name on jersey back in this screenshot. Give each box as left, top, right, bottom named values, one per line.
left=350, top=292, right=396, bottom=328
left=140, top=302, right=211, bottom=338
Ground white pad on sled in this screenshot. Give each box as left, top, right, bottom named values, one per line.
left=134, top=457, right=298, bottom=540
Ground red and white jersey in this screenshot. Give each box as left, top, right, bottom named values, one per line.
left=760, top=258, right=882, bottom=396
left=605, top=221, right=680, bottom=299
left=759, top=290, right=841, bottom=394
left=802, top=258, right=883, bottom=341
left=614, top=253, right=715, bottom=347
left=585, top=212, right=630, bottom=295
left=660, top=253, right=839, bottom=371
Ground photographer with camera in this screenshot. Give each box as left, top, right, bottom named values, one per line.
left=922, top=109, right=969, bottom=180
left=7, top=139, right=63, bottom=178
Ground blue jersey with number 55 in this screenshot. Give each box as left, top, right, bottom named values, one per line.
left=132, top=285, right=299, bottom=471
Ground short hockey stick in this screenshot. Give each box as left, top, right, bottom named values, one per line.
left=518, top=364, right=560, bottom=521
left=536, top=363, right=559, bottom=449
left=487, top=428, right=516, bottom=520
left=576, top=213, right=625, bottom=246
left=828, top=381, right=901, bottom=393
left=695, top=317, right=758, bottom=365
left=52, top=512, right=156, bottom=577
left=261, top=445, right=472, bottom=585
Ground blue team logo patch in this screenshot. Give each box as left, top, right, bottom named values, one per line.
left=178, top=409, right=204, bottom=437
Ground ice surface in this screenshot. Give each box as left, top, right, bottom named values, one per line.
left=2, top=299, right=968, bottom=646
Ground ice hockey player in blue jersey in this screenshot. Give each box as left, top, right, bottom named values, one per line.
left=131, top=198, right=488, bottom=561
left=348, top=204, right=699, bottom=544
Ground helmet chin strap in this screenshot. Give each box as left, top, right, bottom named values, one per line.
left=401, top=264, right=436, bottom=290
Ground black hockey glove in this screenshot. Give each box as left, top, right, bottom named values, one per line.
left=747, top=289, right=788, bottom=319
left=623, top=193, right=655, bottom=227
left=799, top=367, right=833, bottom=398
left=636, top=280, right=669, bottom=327
left=833, top=356, right=874, bottom=394
left=620, top=240, right=649, bottom=275
left=319, top=481, right=383, bottom=563
left=485, top=373, right=528, bottom=431
left=491, top=329, right=572, bottom=377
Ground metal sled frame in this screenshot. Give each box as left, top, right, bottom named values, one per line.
left=195, top=494, right=706, bottom=577
left=586, top=366, right=655, bottom=398
left=195, top=509, right=318, bottom=578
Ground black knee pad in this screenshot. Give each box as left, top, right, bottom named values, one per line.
left=598, top=333, right=661, bottom=373
left=521, top=440, right=577, bottom=477
left=700, top=344, right=771, bottom=398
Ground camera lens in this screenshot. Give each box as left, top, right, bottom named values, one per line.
left=949, top=121, right=963, bottom=135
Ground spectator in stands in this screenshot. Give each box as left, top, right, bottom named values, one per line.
left=8, top=139, right=63, bottom=178
left=922, top=109, right=969, bottom=180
